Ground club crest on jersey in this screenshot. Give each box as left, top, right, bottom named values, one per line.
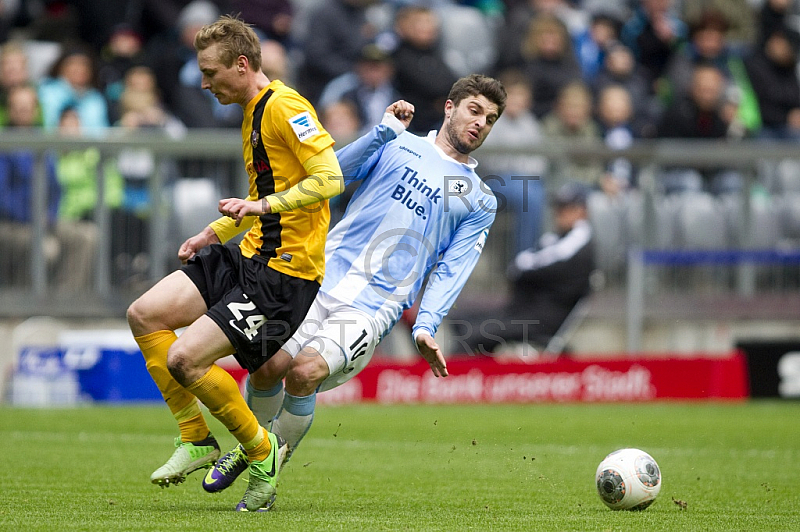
left=251, top=130, right=259, bottom=147
left=289, top=111, right=320, bottom=142
left=449, top=179, right=469, bottom=197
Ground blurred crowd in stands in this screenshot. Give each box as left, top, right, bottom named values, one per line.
left=3, top=0, right=800, bottom=294
left=2, top=1, right=800, bottom=145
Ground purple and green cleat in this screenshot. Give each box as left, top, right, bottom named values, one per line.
left=202, top=443, right=249, bottom=493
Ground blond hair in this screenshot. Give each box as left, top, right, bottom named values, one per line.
left=194, top=15, right=262, bottom=71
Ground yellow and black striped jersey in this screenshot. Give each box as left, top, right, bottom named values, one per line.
left=211, top=80, right=336, bottom=283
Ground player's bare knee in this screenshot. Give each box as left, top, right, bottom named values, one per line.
left=285, top=356, right=327, bottom=393
left=166, top=346, right=195, bottom=386
left=126, top=299, right=148, bottom=336
left=127, top=297, right=167, bottom=337
left=249, top=361, right=285, bottom=390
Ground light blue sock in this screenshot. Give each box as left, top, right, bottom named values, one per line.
left=244, top=378, right=284, bottom=429
left=272, top=392, right=316, bottom=454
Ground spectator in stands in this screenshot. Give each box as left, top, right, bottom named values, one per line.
left=0, top=85, right=60, bottom=287
left=757, top=0, right=798, bottom=45
left=37, top=45, right=110, bottom=134
left=148, top=0, right=242, bottom=128
left=498, top=0, right=591, bottom=73
left=318, top=99, right=363, bottom=226
left=744, top=26, right=800, bottom=141
left=479, top=69, right=547, bottom=256
left=319, top=43, right=402, bottom=137
left=621, top=0, right=687, bottom=94
left=663, top=9, right=761, bottom=135
left=681, top=0, right=756, bottom=47
left=296, top=0, right=378, bottom=105
left=520, top=13, right=583, bottom=119
left=391, top=5, right=458, bottom=134
left=596, top=84, right=636, bottom=197
left=116, top=66, right=186, bottom=137
left=0, top=42, right=33, bottom=127
left=114, top=66, right=185, bottom=287
left=593, top=41, right=660, bottom=138
left=574, top=9, right=625, bottom=83
left=260, top=39, right=292, bottom=86
left=541, top=81, right=604, bottom=188
left=450, top=181, right=595, bottom=357
left=1, top=85, right=40, bottom=131
left=98, top=23, right=149, bottom=123
left=51, top=106, right=120, bottom=291
left=658, top=64, right=735, bottom=140
left=319, top=100, right=362, bottom=144
left=657, top=64, right=745, bottom=194
left=55, top=106, right=123, bottom=222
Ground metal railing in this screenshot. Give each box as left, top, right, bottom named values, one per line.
left=1, top=129, right=799, bottom=337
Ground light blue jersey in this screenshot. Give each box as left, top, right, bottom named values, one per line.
left=322, top=124, right=497, bottom=341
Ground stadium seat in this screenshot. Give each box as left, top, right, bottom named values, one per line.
left=171, top=178, right=222, bottom=247
left=675, top=191, right=729, bottom=249
left=587, top=191, right=627, bottom=276
left=626, top=192, right=681, bottom=250
left=776, top=158, right=800, bottom=193
left=779, top=191, right=800, bottom=242
left=747, top=193, right=781, bottom=248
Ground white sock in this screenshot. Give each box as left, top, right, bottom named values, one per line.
left=272, top=391, right=316, bottom=453
left=244, top=378, right=284, bottom=429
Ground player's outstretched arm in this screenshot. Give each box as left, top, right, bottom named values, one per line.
left=178, top=225, right=221, bottom=263
left=415, top=332, right=448, bottom=377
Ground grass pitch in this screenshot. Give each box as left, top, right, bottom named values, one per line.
left=2, top=401, right=798, bottom=531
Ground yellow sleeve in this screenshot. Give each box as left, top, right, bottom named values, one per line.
left=208, top=215, right=255, bottom=243
left=264, top=146, right=344, bottom=214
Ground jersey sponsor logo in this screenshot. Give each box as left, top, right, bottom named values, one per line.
left=390, top=165, right=443, bottom=219
left=254, top=160, right=270, bottom=173
left=289, top=111, right=320, bottom=142
left=474, top=228, right=489, bottom=253
left=399, top=145, right=422, bottom=158
left=280, top=253, right=293, bottom=262
left=250, top=129, right=259, bottom=147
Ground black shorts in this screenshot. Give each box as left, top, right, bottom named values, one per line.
left=182, top=242, right=319, bottom=373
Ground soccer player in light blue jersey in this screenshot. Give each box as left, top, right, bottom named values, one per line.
left=202, top=74, right=507, bottom=500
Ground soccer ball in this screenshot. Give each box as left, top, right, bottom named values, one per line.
left=595, top=448, right=661, bottom=510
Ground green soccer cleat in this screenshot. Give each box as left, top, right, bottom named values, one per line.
left=150, top=435, right=220, bottom=487
left=237, top=432, right=288, bottom=511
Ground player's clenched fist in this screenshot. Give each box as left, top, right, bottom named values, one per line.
left=218, top=197, right=269, bottom=226
left=386, top=100, right=415, bottom=128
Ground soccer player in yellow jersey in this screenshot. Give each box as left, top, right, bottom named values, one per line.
left=126, top=15, right=343, bottom=512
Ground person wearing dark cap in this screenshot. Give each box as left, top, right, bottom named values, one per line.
left=450, top=180, right=595, bottom=357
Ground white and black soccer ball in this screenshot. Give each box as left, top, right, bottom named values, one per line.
left=595, top=448, right=661, bottom=510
